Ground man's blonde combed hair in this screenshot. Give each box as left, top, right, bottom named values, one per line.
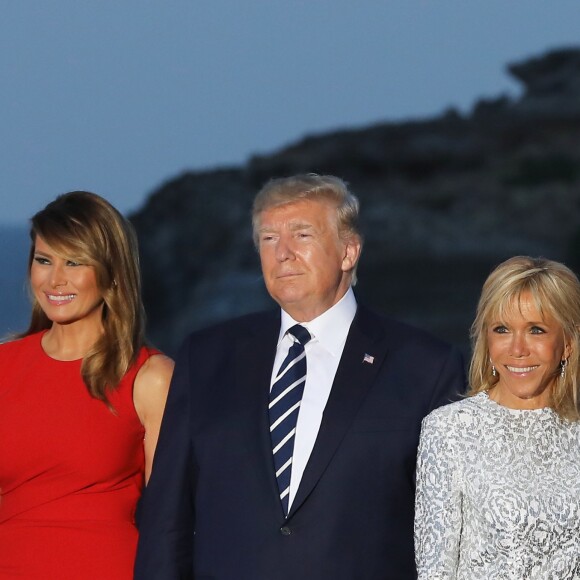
left=252, top=174, right=363, bottom=283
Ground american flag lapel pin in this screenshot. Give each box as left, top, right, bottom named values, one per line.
left=363, top=353, right=374, bottom=364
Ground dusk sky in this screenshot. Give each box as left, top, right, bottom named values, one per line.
left=2, top=0, right=579, bottom=224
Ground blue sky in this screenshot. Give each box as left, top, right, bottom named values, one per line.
left=2, top=0, right=579, bottom=224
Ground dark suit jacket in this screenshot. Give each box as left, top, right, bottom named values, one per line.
left=135, top=305, right=465, bottom=580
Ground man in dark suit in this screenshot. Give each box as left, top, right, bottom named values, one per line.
left=135, top=174, right=465, bottom=579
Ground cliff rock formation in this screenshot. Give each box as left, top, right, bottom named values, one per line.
left=131, top=47, right=580, bottom=356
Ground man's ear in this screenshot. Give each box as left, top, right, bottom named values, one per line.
left=341, top=236, right=362, bottom=273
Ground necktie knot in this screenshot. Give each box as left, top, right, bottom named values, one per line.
left=288, top=324, right=311, bottom=346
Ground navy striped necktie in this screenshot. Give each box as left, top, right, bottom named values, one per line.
left=269, top=324, right=311, bottom=515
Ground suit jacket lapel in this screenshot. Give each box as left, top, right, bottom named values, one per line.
left=288, top=306, right=388, bottom=517
left=235, top=310, right=287, bottom=517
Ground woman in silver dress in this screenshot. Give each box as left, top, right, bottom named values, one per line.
left=415, top=256, right=580, bottom=579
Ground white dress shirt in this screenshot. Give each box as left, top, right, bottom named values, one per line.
left=271, top=287, right=357, bottom=510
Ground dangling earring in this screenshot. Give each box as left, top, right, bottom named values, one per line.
left=492, top=365, right=497, bottom=377
left=560, top=358, right=568, bottom=379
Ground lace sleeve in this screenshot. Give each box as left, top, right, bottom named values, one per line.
left=414, top=409, right=462, bottom=579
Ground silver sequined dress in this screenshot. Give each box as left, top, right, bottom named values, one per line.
left=414, top=392, right=580, bottom=579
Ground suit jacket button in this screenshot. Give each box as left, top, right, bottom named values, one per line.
left=280, top=526, right=292, bottom=536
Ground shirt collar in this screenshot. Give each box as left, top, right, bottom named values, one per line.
left=278, top=288, right=357, bottom=356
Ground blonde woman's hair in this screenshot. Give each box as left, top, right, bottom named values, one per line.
left=469, top=256, right=580, bottom=420
left=23, top=191, right=145, bottom=404
left=252, top=173, right=363, bottom=283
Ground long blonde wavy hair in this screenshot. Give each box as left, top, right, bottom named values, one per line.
left=23, top=191, right=145, bottom=404
left=469, top=256, right=580, bottom=420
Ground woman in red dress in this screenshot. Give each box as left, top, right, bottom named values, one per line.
left=0, top=191, right=173, bottom=579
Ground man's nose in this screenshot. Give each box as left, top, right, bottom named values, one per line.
left=275, top=237, right=295, bottom=262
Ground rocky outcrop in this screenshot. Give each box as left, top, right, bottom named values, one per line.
left=131, top=48, right=580, bottom=356
left=509, top=47, right=580, bottom=116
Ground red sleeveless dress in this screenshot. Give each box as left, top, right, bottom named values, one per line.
left=0, top=332, right=155, bottom=579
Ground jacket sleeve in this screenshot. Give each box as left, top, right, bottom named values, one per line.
left=134, top=337, right=195, bottom=580
left=427, top=345, right=466, bottom=412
